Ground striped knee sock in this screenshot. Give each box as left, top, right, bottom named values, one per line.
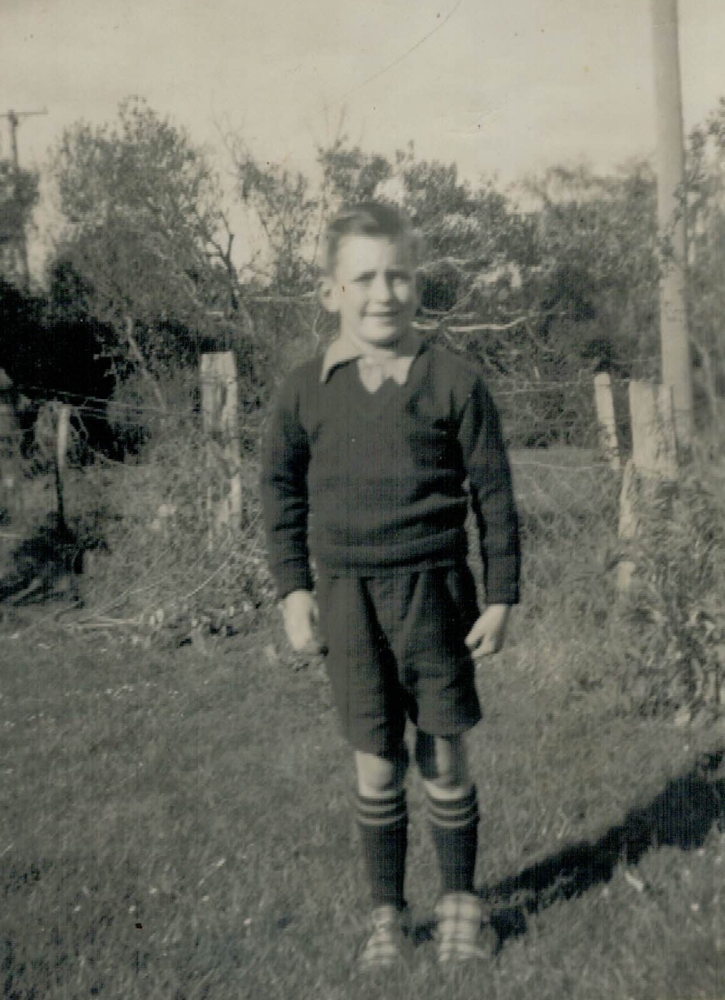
left=356, top=789, right=408, bottom=909
left=427, top=785, right=479, bottom=895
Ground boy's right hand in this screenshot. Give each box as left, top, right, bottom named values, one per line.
left=281, top=589, right=325, bottom=655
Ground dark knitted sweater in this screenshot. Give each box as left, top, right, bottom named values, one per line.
left=260, top=343, right=520, bottom=604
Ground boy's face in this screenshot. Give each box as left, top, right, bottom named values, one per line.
left=320, top=235, right=417, bottom=350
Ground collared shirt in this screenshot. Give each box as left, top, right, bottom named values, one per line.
left=320, top=331, right=423, bottom=391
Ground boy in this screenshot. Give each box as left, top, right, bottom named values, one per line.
left=260, top=202, right=520, bottom=971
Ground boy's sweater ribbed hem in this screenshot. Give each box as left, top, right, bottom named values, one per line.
left=275, top=547, right=520, bottom=605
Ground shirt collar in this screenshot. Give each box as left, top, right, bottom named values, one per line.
left=320, top=330, right=423, bottom=384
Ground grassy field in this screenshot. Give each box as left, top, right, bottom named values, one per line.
left=2, top=446, right=724, bottom=999
left=1, top=597, right=724, bottom=1000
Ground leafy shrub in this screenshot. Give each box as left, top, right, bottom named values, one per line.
left=619, top=462, right=725, bottom=718
left=78, top=414, right=274, bottom=634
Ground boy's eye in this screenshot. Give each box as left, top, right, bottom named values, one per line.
left=351, top=270, right=412, bottom=287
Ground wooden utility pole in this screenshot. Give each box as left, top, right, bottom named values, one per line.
left=650, top=0, right=693, bottom=447
left=1, top=108, right=47, bottom=290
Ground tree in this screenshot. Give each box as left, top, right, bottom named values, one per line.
left=0, top=160, right=39, bottom=287
left=235, top=135, right=531, bottom=319
left=49, top=98, right=247, bottom=369
left=229, top=138, right=321, bottom=294
left=227, top=130, right=669, bottom=397
left=520, top=163, right=660, bottom=375
left=317, top=137, right=393, bottom=207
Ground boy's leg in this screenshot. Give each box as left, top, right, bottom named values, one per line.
left=415, top=732, right=479, bottom=896
left=355, top=747, right=409, bottom=912
left=416, top=731, right=487, bottom=962
left=354, top=747, right=412, bottom=972
left=316, top=576, right=410, bottom=915
left=316, top=575, right=416, bottom=968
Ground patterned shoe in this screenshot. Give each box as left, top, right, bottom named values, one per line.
left=434, top=892, right=488, bottom=964
left=356, top=904, right=412, bottom=973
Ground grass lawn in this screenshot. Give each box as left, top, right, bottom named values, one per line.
left=2, top=602, right=724, bottom=1000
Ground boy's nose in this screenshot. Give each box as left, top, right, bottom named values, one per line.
left=371, top=273, right=394, bottom=301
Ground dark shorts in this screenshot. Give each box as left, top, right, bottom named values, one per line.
left=316, top=564, right=482, bottom=757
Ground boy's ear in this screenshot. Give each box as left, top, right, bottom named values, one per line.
left=317, top=274, right=340, bottom=314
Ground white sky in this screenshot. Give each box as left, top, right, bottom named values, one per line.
left=2, top=0, right=724, bottom=267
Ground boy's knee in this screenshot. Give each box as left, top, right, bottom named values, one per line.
left=355, top=746, right=408, bottom=797
left=415, top=732, right=469, bottom=792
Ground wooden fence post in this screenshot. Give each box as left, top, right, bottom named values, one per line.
left=200, top=352, right=242, bottom=542
left=617, top=380, right=678, bottom=591
left=55, top=403, right=71, bottom=532
left=593, top=373, right=621, bottom=470
left=0, top=369, right=19, bottom=497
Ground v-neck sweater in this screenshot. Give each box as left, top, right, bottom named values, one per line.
left=261, top=343, right=520, bottom=604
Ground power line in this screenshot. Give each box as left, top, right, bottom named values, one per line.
left=342, top=0, right=466, bottom=101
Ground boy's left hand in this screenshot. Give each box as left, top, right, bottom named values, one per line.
left=465, top=604, right=511, bottom=659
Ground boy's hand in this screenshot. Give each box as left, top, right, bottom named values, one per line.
left=281, top=589, right=325, bottom=655
left=465, top=604, right=511, bottom=660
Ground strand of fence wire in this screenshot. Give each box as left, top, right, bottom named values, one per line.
left=1, top=361, right=630, bottom=627
left=11, top=371, right=633, bottom=455
left=6, top=372, right=632, bottom=466
left=14, top=371, right=648, bottom=411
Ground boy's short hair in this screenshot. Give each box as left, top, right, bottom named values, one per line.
left=322, top=202, right=421, bottom=273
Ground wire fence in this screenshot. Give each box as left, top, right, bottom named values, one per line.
left=4, top=356, right=723, bottom=725
left=0, top=364, right=630, bottom=630
left=4, top=370, right=634, bottom=448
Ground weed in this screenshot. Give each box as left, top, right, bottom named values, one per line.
left=619, top=462, right=725, bottom=719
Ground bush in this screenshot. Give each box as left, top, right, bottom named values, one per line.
left=76, top=414, right=274, bottom=635
left=619, top=461, right=725, bottom=719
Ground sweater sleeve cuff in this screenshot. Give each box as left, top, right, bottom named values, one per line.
left=484, top=559, right=520, bottom=606
left=274, top=560, right=314, bottom=601
left=485, top=586, right=520, bottom=606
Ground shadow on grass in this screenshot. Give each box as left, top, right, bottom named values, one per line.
left=414, top=749, right=725, bottom=952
